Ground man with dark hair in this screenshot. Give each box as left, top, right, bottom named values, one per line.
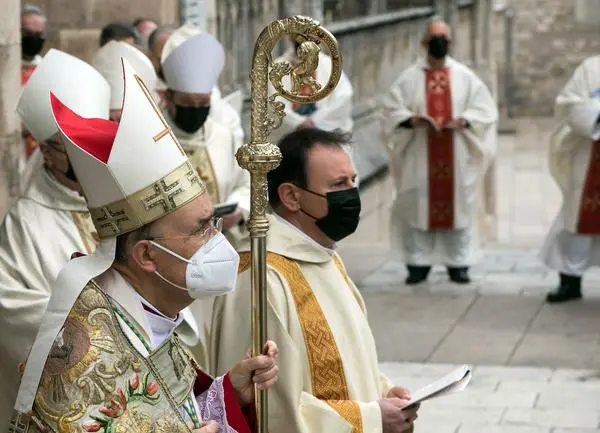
left=99, top=20, right=139, bottom=47
left=212, top=128, right=419, bottom=433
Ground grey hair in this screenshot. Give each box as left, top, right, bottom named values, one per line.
left=22, top=3, right=45, bottom=17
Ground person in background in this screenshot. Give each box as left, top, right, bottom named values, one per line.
left=21, top=3, right=46, bottom=86
left=381, top=18, right=497, bottom=286
left=99, top=20, right=139, bottom=47
left=540, top=55, right=600, bottom=303
left=147, top=25, right=175, bottom=103
left=19, top=4, right=48, bottom=191
left=133, top=17, right=158, bottom=48
left=92, top=40, right=159, bottom=123
left=0, top=49, right=110, bottom=433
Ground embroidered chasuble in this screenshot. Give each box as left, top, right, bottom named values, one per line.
left=426, top=67, right=454, bottom=230
left=211, top=215, right=404, bottom=433
left=9, top=278, right=255, bottom=433
left=576, top=142, right=600, bottom=234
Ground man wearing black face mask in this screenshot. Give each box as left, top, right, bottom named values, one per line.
left=21, top=4, right=47, bottom=86
left=212, top=128, right=420, bottom=433
left=19, top=4, right=48, bottom=193
left=381, top=18, right=498, bottom=286
left=160, top=28, right=250, bottom=249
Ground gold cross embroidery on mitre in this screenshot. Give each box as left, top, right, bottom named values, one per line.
left=143, top=177, right=185, bottom=213
left=95, top=206, right=129, bottom=235
left=133, top=75, right=185, bottom=156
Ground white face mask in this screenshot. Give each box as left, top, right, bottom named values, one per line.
left=150, top=232, right=240, bottom=299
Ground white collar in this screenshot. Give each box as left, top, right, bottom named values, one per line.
left=273, top=213, right=336, bottom=255
left=137, top=294, right=184, bottom=349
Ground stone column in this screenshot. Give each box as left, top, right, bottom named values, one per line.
left=0, top=0, right=22, bottom=217
left=434, top=0, right=447, bottom=19
left=179, top=0, right=207, bottom=29
left=474, top=0, right=498, bottom=242
left=283, top=0, right=324, bottom=22
left=448, top=0, right=459, bottom=37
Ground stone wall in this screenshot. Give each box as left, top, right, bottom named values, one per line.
left=25, top=0, right=180, bottom=62
left=0, top=0, right=21, bottom=217
left=496, top=0, right=600, bottom=116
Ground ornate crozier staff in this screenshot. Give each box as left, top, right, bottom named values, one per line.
left=235, top=15, right=343, bottom=433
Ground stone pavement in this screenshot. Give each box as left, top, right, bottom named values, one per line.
left=382, top=362, right=600, bottom=433
left=336, top=118, right=600, bottom=432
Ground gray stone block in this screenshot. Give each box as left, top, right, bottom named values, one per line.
left=502, top=408, right=600, bottom=429
left=458, top=426, right=550, bottom=433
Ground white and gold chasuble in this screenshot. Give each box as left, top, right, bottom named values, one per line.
left=211, top=215, right=399, bottom=433
left=0, top=169, right=98, bottom=432
left=10, top=270, right=251, bottom=433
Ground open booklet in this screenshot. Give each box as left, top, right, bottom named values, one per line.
left=402, top=364, right=472, bottom=410
left=420, top=114, right=443, bottom=132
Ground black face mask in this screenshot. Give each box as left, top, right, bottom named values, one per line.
left=173, top=105, right=210, bottom=134
left=427, top=36, right=449, bottom=59
left=22, top=34, right=45, bottom=58
left=300, top=187, right=361, bottom=242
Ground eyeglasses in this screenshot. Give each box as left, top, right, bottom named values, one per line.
left=150, top=216, right=223, bottom=241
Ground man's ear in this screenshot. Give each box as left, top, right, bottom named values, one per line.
left=277, top=183, right=301, bottom=213
left=130, top=240, right=158, bottom=273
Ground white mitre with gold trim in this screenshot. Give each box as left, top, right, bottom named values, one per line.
left=14, top=58, right=205, bottom=414
left=161, top=29, right=225, bottom=94
left=92, top=40, right=158, bottom=110
left=16, top=49, right=110, bottom=142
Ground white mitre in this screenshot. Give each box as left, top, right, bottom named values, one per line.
left=161, top=30, right=225, bottom=94
left=16, top=49, right=111, bottom=142
left=92, top=40, right=158, bottom=110
left=14, top=58, right=206, bottom=415
left=160, top=24, right=201, bottom=63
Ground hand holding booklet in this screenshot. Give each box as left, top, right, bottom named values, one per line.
left=401, top=364, right=472, bottom=410
left=420, top=114, right=443, bottom=132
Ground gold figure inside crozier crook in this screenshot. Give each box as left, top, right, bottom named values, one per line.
left=235, top=15, right=343, bottom=433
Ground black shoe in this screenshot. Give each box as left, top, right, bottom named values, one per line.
left=448, top=267, right=471, bottom=284
left=546, top=273, right=582, bottom=303
left=405, top=265, right=431, bottom=285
